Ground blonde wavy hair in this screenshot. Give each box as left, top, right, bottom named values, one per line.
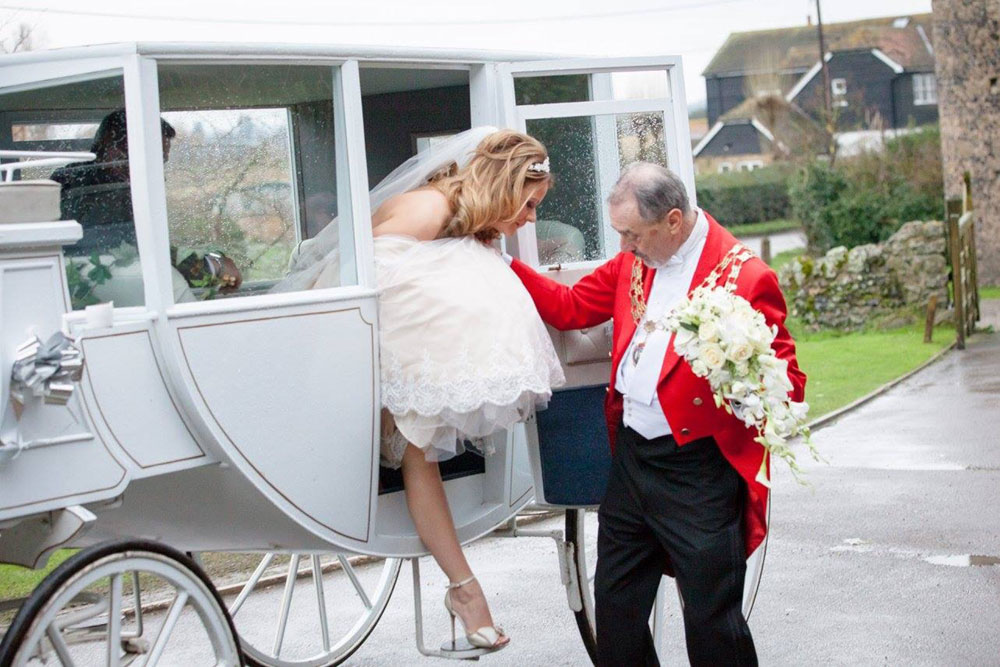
left=429, top=129, right=550, bottom=242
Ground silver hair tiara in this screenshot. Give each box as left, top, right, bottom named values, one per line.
left=527, top=157, right=550, bottom=173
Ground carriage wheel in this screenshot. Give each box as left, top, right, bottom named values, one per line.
left=563, top=509, right=599, bottom=664
left=0, top=539, right=241, bottom=666
left=564, top=503, right=768, bottom=665
left=199, top=552, right=401, bottom=667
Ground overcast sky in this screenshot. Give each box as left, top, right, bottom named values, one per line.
left=2, top=0, right=932, bottom=105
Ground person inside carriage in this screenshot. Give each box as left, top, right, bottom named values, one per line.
left=286, top=128, right=564, bottom=652
left=50, top=109, right=243, bottom=303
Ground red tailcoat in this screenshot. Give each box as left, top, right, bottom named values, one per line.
left=511, top=213, right=806, bottom=557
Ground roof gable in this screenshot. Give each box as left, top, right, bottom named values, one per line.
left=703, top=13, right=934, bottom=78
left=694, top=94, right=826, bottom=157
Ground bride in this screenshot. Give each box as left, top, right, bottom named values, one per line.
left=280, top=127, right=564, bottom=651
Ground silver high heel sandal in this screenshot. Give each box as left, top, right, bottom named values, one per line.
left=443, top=575, right=508, bottom=651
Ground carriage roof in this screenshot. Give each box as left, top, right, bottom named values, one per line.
left=0, top=41, right=558, bottom=67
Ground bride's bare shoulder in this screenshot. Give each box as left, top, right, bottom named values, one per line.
left=372, top=188, right=451, bottom=241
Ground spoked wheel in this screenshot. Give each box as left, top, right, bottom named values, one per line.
left=0, top=539, right=241, bottom=666
left=564, top=504, right=768, bottom=665
left=199, top=552, right=401, bottom=666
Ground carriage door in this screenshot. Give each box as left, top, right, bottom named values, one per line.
left=142, top=58, right=381, bottom=550
left=498, top=57, right=694, bottom=506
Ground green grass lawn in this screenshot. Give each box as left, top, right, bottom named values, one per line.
left=729, top=219, right=801, bottom=237
left=792, top=321, right=952, bottom=420
left=768, top=248, right=805, bottom=273
left=980, top=285, right=1000, bottom=300
left=0, top=549, right=76, bottom=604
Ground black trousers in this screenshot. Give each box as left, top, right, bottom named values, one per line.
left=594, top=424, right=757, bottom=667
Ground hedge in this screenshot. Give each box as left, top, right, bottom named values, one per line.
left=788, top=126, right=944, bottom=251
left=695, top=167, right=792, bottom=226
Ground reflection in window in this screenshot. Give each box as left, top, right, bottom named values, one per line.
left=527, top=111, right=668, bottom=265
left=161, top=108, right=296, bottom=288
left=514, top=74, right=591, bottom=105
left=158, top=63, right=356, bottom=299
left=610, top=71, right=669, bottom=101
left=0, top=74, right=150, bottom=310
left=12, top=123, right=99, bottom=142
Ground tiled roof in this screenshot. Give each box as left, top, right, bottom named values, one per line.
left=703, top=13, right=935, bottom=77
left=711, top=95, right=827, bottom=155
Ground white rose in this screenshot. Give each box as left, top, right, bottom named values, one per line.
left=729, top=342, right=754, bottom=363
left=701, top=344, right=726, bottom=369
left=698, top=320, right=720, bottom=342
left=690, top=359, right=709, bottom=377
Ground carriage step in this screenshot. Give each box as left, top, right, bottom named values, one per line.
left=411, top=558, right=508, bottom=661
left=0, top=505, right=95, bottom=569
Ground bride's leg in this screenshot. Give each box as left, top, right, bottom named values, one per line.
left=401, top=444, right=507, bottom=642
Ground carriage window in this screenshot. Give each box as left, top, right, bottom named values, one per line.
left=527, top=111, right=668, bottom=264
left=157, top=63, right=357, bottom=300
left=511, top=66, right=677, bottom=266
left=0, top=72, right=151, bottom=310
left=513, top=70, right=668, bottom=105
left=515, top=74, right=591, bottom=105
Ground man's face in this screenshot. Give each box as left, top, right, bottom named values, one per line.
left=609, top=198, right=686, bottom=267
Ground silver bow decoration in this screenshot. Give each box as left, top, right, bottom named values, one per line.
left=10, top=332, right=85, bottom=408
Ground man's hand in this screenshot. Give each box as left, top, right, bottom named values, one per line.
left=206, top=252, right=242, bottom=292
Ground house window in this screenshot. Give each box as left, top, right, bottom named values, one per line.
left=718, top=162, right=733, bottom=173
left=739, top=160, right=763, bottom=171
left=913, top=73, right=937, bottom=105
left=831, top=78, right=848, bottom=107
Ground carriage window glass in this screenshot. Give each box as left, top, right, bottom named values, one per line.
left=157, top=63, right=357, bottom=300
left=527, top=111, right=668, bottom=265
left=610, top=70, right=669, bottom=100
left=514, top=74, right=591, bottom=105
left=0, top=72, right=149, bottom=310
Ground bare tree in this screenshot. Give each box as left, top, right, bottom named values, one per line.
left=0, top=14, right=39, bottom=54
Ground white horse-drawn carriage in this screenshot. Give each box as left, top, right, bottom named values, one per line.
left=0, top=42, right=763, bottom=665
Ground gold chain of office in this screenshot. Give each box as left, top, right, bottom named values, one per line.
left=628, top=244, right=755, bottom=326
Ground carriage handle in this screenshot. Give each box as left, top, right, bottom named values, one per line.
left=0, top=150, right=95, bottom=182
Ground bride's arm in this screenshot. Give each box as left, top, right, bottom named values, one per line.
left=371, top=189, right=450, bottom=241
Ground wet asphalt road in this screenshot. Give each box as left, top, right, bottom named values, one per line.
left=736, top=229, right=807, bottom=260
left=351, top=332, right=1000, bottom=665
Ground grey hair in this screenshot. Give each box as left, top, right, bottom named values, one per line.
left=607, top=162, right=690, bottom=224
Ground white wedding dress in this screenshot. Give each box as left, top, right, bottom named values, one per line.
left=274, top=126, right=564, bottom=467
left=373, top=233, right=564, bottom=467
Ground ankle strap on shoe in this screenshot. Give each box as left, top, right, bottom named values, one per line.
left=446, top=575, right=476, bottom=589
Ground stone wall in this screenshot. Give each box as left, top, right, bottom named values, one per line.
left=779, top=221, right=949, bottom=330
left=932, top=0, right=1000, bottom=285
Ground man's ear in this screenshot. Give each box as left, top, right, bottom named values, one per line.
left=665, top=207, right=685, bottom=233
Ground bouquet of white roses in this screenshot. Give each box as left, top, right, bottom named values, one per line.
left=666, top=284, right=818, bottom=479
